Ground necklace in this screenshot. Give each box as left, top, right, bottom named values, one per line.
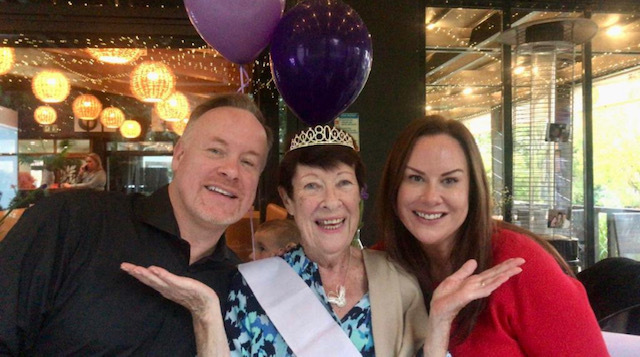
left=327, top=249, right=351, bottom=308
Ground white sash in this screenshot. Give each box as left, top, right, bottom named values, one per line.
left=238, top=257, right=361, bottom=357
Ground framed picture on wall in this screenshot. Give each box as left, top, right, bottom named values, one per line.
left=546, top=123, right=570, bottom=142
left=548, top=209, right=571, bottom=228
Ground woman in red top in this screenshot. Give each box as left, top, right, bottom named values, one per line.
left=377, top=115, right=609, bottom=356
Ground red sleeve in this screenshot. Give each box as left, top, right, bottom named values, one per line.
left=496, top=230, right=609, bottom=357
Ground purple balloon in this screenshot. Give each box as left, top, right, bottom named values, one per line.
left=270, top=0, right=372, bottom=126
left=184, top=0, right=285, bottom=64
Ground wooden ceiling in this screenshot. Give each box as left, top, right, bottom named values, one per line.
left=0, top=1, right=249, bottom=111
left=5, top=46, right=243, bottom=108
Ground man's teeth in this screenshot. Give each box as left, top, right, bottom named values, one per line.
left=318, top=218, right=344, bottom=229
left=207, top=186, right=236, bottom=198
left=415, top=212, right=444, bottom=220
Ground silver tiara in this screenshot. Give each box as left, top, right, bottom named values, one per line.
left=289, top=125, right=356, bottom=151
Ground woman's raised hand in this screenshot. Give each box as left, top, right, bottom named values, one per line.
left=422, top=258, right=524, bottom=357
left=430, top=258, right=525, bottom=323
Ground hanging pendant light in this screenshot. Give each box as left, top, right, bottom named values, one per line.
left=155, top=91, right=190, bottom=122
left=100, top=107, right=126, bottom=128
left=171, top=119, right=189, bottom=136
left=86, top=48, right=146, bottom=64
left=0, top=47, right=15, bottom=75
left=120, top=119, right=142, bottom=138
left=130, top=61, right=176, bottom=103
left=72, top=94, right=103, bottom=120
left=32, top=70, right=70, bottom=103
left=34, top=105, right=57, bottom=125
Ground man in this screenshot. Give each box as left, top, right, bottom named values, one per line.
left=0, top=93, right=272, bottom=355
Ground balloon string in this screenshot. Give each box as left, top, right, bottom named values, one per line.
left=249, top=206, right=256, bottom=261
left=237, top=65, right=250, bottom=93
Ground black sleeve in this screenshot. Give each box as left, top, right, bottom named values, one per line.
left=0, top=196, right=73, bottom=355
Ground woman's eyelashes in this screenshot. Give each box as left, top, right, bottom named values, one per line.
left=442, top=177, right=459, bottom=185
left=337, top=179, right=354, bottom=188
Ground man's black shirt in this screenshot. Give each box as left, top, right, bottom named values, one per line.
left=0, top=186, right=240, bottom=356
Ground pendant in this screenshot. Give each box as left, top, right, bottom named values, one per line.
left=327, top=285, right=346, bottom=308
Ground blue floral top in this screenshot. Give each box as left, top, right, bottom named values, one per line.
left=224, top=246, right=375, bottom=356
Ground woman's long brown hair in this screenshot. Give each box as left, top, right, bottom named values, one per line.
left=376, top=115, right=572, bottom=343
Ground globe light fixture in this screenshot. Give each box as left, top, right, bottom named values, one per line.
left=34, top=105, right=57, bottom=125
left=155, top=91, right=190, bottom=121
left=100, top=107, right=126, bottom=128
left=120, top=119, right=142, bottom=138
left=32, top=70, right=71, bottom=103
left=130, top=61, right=176, bottom=103
left=171, top=119, right=188, bottom=136
left=86, top=48, right=146, bottom=64
left=0, top=47, right=15, bottom=75
left=72, top=94, right=103, bottom=120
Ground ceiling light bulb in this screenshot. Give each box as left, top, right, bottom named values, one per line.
left=606, top=25, right=623, bottom=37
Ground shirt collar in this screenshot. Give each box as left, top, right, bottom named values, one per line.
left=134, top=185, right=240, bottom=265
left=196, top=234, right=240, bottom=265
left=134, top=185, right=179, bottom=236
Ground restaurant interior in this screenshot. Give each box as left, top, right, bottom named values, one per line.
left=0, top=1, right=639, bottom=326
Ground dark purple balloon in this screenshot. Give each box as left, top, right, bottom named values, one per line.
left=184, top=0, right=285, bottom=64
left=270, top=0, right=372, bottom=126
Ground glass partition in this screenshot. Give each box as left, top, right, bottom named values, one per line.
left=107, top=154, right=172, bottom=195
left=17, top=139, right=90, bottom=187
left=573, top=12, right=640, bottom=260
left=106, top=141, right=173, bottom=194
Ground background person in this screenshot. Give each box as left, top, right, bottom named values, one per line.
left=17, top=172, right=36, bottom=190
left=123, top=125, right=524, bottom=357
left=377, top=115, right=608, bottom=356
left=0, top=93, right=272, bottom=356
left=250, top=218, right=301, bottom=260
left=62, top=152, right=106, bottom=191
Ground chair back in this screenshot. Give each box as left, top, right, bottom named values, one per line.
left=607, top=212, right=640, bottom=260
left=0, top=208, right=27, bottom=242
left=599, top=303, right=640, bottom=335
left=266, top=203, right=288, bottom=221
left=577, top=257, right=640, bottom=333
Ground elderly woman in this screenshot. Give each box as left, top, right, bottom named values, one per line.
left=122, top=125, right=523, bottom=357
left=62, top=152, right=106, bottom=191
left=377, top=116, right=608, bottom=356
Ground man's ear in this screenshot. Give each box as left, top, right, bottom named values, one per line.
left=171, top=139, right=185, bottom=172
left=277, top=186, right=295, bottom=216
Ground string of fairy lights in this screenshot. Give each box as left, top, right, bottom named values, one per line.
left=424, top=8, right=640, bottom=120
left=1, top=3, right=638, bottom=130
left=0, top=32, right=280, bottom=139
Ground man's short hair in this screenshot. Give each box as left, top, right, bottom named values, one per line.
left=183, top=93, right=273, bottom=151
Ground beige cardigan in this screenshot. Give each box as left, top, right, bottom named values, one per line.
left=364, top=249, right=429, bottom=357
